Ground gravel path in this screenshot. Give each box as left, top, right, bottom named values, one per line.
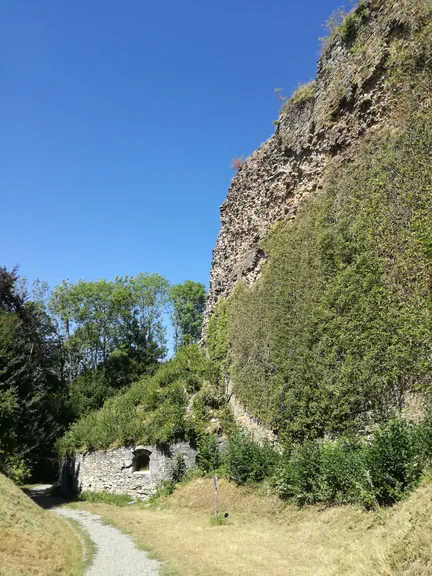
left=55, top=507, right=161, bottom=576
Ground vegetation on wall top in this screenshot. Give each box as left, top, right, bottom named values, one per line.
left=57, top=345, right=230, bottom=455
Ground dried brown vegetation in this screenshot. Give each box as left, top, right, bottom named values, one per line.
left=0, top=475, right=83, bottom=576
left=73, top=476, right=432, bottom=575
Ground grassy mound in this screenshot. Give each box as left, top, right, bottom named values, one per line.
left=0, top=474, right=82, bottom=576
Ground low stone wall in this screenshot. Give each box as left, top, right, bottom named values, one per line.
left=60, top=442, right=198, bottom=500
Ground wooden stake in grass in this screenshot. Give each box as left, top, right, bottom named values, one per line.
left=213, top=476, right=218, bottom=516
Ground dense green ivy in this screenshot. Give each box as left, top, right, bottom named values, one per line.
left=206, top=298, right=230, bottom=369
left=228, top=110, right=432, bottom=443
left=57, top=345, right=224, bottom=455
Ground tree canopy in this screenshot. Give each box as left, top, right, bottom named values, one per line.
left=0, top=267, right=207, bottom=481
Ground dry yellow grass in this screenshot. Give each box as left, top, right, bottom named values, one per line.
left=0, top=474, right=83, bottom=576
left=75, top=476, right=432, bottom=576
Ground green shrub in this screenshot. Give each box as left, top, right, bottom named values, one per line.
left=273, top=441, right=323, bottom=505
left=170, top=452, right=187, bottom=484
left=150, top=479, right=177, bottom=501
left=225, top=432, right=279, bottom=485
left=290, top=81, right=316, bottom=105
left=339, top=1, right=369, bottom=47
left=197, top=435, right=221, bottom=473
left=319, top=438, right=370, bottom=505
left=319, top=1, right=369, bottom=54
left=367, top=420, right=426, bottom=505
left=3, top=455, right=31, bottom=485
left=272, top=417, right=432, bottom=509
left=206, top=298, right=230, bottom=367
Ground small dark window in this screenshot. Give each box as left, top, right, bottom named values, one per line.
left=133, top=450, right=150, bottom=473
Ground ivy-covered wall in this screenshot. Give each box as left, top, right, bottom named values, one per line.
left=209, top=109, right=432, bottom=443
left=204, top=0, right=432, bottom=445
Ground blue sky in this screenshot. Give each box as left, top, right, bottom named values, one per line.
left=1, top=0, right=345, bottom=291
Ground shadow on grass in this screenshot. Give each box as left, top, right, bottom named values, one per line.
left=23, top=485, right=72, bottom=510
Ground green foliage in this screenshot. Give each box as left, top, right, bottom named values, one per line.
left=151, top=478, right=177, bottom=500
left=339, top=1, right=369, bottom=47
left=68, top=371, right=115, bottom=417
left=0, top=267, right=68, bottom=480
left=170, top=281, right=206, bottom=351
left=290, top=81, right=316, bottom=105
left=366, top=420, right=426, bottom=505
left=224, top=432, right=279, bottom=485
left=77, top=491, right=133, bottom=506
left=218, top=404, right=237, bottom=437
left=2, top=455, right=31, bottom=485
left=318, top=438, right=371, bottom=506
left=386, top=15, right=432, bottom=104
left=206, top=298, right=229, bottom=367
left=209, top=513, right=229, bottom=526
left=197, top=435, right=220, bottom=473
left=49, top=274, right=169, bottom=419
left=319, top=7, right=348, bottom=53
left=319, top=1, right=368, bottom=54
left=58, top=345, right=222, bottom=454
left=229, top=110, right=432, bottom=443
left=170, top=452, right=187, bottom=484
left=271, top=418, right=432, bottom=509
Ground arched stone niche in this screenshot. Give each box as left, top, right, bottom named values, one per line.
left=132, top=448, right=151, bottom=473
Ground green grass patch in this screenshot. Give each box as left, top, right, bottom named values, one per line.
left=209, top=512, right=229, bottom=526
left=77, top=491, right=134, bottom=507
left=63, top=516, right=97, bottom=572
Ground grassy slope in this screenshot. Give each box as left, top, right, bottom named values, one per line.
left=0, top=474, right=83, bottom=576
left=73, top=476, right=432, bottom=575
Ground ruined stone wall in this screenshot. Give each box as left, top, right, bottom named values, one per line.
left=204, top=0, right=410, bottom=332
left=62, top=442, right=198, bottom=500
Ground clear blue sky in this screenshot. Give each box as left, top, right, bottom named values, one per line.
left=1, top=0, right=343, bottom=291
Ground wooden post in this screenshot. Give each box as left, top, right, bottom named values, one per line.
left=213, top=475, right=218, bottom=515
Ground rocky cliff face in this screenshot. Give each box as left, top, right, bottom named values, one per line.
left=204, top=0, right=412, bottom=333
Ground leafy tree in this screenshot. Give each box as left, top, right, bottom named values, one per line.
left=0, top=267, right=67, bottom=481
left=170, top=281, right=206, bottom=351
left=130, top=273, right=170, bottom=350
left=49, top=274, right=169, bottom=418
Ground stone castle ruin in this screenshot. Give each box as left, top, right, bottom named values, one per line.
left=60, top=442, right=198, bottom=500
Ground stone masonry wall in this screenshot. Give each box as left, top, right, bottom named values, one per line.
left=62, top=442, right=198, bottom=500
left=204, top=0, right=412, bottom=333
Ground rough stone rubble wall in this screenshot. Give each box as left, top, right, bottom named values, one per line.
left=64, top=442, right=198, bottom=500
left=204, top=0, right=408, bottom=332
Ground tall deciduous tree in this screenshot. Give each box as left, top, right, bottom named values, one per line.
left=170, top=281, right=206, bottom=351
left=48, top=274, right=170, bottom=417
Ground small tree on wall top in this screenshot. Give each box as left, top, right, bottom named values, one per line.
left=231, top=157, right=244, bottom=171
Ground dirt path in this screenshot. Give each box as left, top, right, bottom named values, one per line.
left=28, top=485, right=161, bottom=576
left=55, top=507, right=161, bottom=576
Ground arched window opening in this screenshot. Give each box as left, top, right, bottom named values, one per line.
left=133, top=450, right=151, bottom=473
